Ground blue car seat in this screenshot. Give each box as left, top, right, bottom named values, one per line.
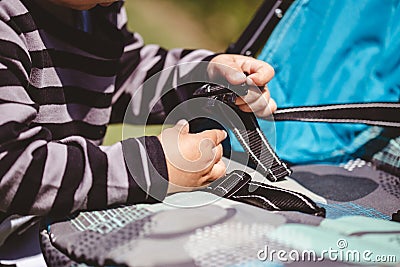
left=231, top=0, right=400, bottom=164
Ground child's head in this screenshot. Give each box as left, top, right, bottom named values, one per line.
left=47, top=0, right=118, bottom=10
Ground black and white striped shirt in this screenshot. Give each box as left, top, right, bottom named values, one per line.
left=0, top=0, right=214, bottom=219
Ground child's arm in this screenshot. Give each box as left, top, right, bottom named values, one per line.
left=0, top=18, right=168, bottom=218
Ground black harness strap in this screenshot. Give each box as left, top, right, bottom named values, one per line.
left=226, top=0, right=295, bottom=56
left=274, top=102, right=400, bottom=128
left=221, top=0, right=295, bottom=181
left=217, top=104, right=292, bottom=182
left=234, top=128, right=291, bottom=181
left=230, top=101, right=400, bottom=182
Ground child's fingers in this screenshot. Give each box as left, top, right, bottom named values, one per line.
left=255, top=98, right=277, bottom=118
left=201, top=160, right=226, bottom=185
left=197, top=129, right=227, bottom=146
left=246, top=61, right=275, bottom=85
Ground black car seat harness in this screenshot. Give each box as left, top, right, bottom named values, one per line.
left=274, top=102, right=400, bottom=128
left=194, top=81, right=399, bottom=218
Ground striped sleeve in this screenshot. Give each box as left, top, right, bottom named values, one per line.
left=111, top=4, right=216, bottom=124
left=0, top=19, right=168, bottom=218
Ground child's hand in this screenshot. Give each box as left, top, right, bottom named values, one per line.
left=208, top=54, right=277, bottom=118
left=158, top=120, right=227, bottom=193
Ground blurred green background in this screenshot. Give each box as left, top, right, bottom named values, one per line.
left=125, top=0, right=263, bottom=50
left=104, top=0, right=263, bottom=145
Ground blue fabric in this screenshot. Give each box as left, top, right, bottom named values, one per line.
left=231, top=0, right=400, bottom=164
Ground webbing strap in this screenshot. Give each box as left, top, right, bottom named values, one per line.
left=193, top=84, right=293, bottom=182
left=231, top=181, right=326, bottom=217
left=233, top=128, right=291, bottom=181
left=207, top=0, right=295, bottom=181
left=273, top=102, right=400, bottom=128
left=221, top=108, right=292, bottom=182
left=226, top=0, right=294, bottom=56
left=227, top=101, right=400, bottom=181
